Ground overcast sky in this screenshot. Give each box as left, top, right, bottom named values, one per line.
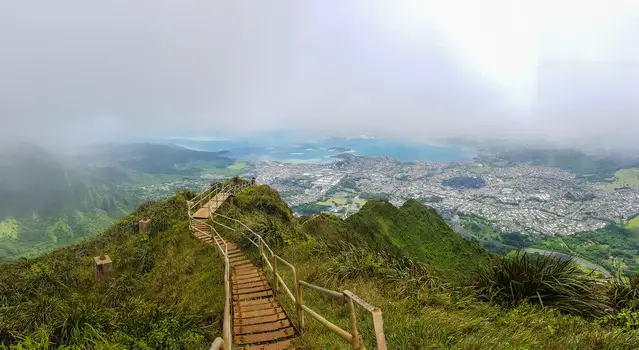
left=1, top=1, right=638, bottom=148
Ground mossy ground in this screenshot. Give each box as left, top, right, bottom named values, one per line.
left=0, top=191, right=225, bottom=349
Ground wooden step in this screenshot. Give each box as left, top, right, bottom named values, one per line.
left=245, top=339, right=294, bottom=350
left=235, top=319, right=291, bottom=335
left=234, top=290, right=273, bottom=301
left=234, top=270, right=261, bottom=278
left=234, top=277, right=267, bottom=287
left=233, top=280, right=269, bottom=290
left=234, top=268, right=261, bottom=276
left=234, top=312, right=288, bottom=326
left=235, top=306, right=282, bottom=319
left=234, top=272, right=263, bottom=281
left=234, top=327, right=295, bottom=345
left=235, top=284, right=272, bottom=295
left=235, top=300, right=279, bottom=312
left=232, top=263, right=255, bottom=269
left=230, top=256, right=250, bottom=263
left=235, top=266, right=260, bottom=274
left=234, top=297, right=275, bottom=308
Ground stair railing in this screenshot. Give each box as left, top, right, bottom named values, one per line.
left=190, top=221, right=232, bottom=350
left=212, top=212, right=387, bottom=350
left=188, top=179, right=252, bottom=350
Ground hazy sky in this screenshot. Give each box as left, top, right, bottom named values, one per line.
left=1, top=1, right=638, bottom=147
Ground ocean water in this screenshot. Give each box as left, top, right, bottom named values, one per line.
left=164, top=136, right=475, bottom=164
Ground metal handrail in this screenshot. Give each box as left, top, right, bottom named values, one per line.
left=212, top=211, right=387, bottom=350
left=192, top=178, right=387, bottom=349
left=188, top=180, right=250, bottom=350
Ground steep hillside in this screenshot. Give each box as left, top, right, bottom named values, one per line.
left=214, top=185, right=639, bottom=349
left=0, top=142, right=234, bottom=261
left=5, top=183, right=639, bottom=349
left=345, top=199, right=490, bottom=277
left=0, top=144, right=136, bottom=261
left=73, top=142, right=234, bottom=176
left=0, top=190, right=225, bottom=348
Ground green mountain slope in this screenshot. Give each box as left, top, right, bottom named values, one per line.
left=345, top=199, right=490, bottom=276
left=0, top=190, right=225, bottom=348
left=0, top=144, right=135, bottom=261
left=5, top=182, right=639, bottom=349
left=0, top=142, right=236, bottom=262
left=214, top=185, right=639, bottom=349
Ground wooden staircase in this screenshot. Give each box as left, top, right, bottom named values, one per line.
left=192, top=192, right=232, bottom=219
left=190, top=205, right=297, bottom=349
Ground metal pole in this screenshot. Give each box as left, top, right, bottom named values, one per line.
left=294, top=270, right=304, bottom=332
left=372, top=309, right=387, bottom=350
left=272, top=255, right=278, bottom=296
left=347, top=296, right=361, bottom=349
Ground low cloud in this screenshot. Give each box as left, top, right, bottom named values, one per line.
left=0, top=1, right=637, bottom=149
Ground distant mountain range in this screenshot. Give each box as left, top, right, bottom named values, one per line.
left=0, top=142, right=234, bottom=261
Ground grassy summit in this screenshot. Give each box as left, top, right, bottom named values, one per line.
left=3, top=183, right=639, bottom=349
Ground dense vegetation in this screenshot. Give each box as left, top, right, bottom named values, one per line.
left=457, top=211, right=639, bottom=276
left=0, top=190, right=226, bottom=349
left=533, top=223, right=639, bottom=275
left=6, top=181, right=639, bottom=348
left=344, top=199, right=490, bottom=278
left=78, top=143, right=233, bottom=176
left=458, top=212, right=534, bottom=255
left=493, top=148, right=639, bottom=180
left=213, top=185, right=639, bottom=348
left=0, top=142, right=234, bottom=262
left=291, top=203, right=333, bottom=216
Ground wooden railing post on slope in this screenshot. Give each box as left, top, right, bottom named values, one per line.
left=346, top=296, right=361, bottom=350
left=222, top=244, right=232, bottom=350
left=293, top=267, right=304, bottom=333
left=272, top=255, right=278, bottom=296
left=344, top=290, right=387, bottom=350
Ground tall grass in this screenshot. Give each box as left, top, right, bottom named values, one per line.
left=0, top=191, right=223, bottom=348
left=609, top=273, right=639, bottom=311
left=475, top=250, right=608, bottom=317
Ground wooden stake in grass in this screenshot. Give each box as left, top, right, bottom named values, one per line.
left=93, top=254, right=113, bottom=281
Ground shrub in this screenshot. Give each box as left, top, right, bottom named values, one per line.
left=475, top=250, right=607, bottom=317
left=608, top=273, right=639, bottom=312
left=327, top=243, right=439, bottom=298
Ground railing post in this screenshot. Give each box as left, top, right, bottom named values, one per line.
left=372, top=308, right=387, bottom=350
left=346, top=296, right=361, bottom=349
left=294, top=270, right=304, bottom=333
left=272, top=255, right=278, bottom=296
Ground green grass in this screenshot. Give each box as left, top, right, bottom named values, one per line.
left=0, top=218, right=18, bottom=239
left=534, top=224, right=639, bottom=276
left=8, top=182, right=639, bottom=349
left=227, top=161, right=247, bottom=170
left=626, top=216, right=639, bottom=232
left=354, top=198, right=367, bottom=207
left=231, top=230, right=639, bottom=349
left=317, top=197, right=347, bottom=206
left=476, top=251, right=607, bottom=317
left=594, top=168, right=639, bottom=191
left=0, top=191, right=225, bottom=348
left=212, top=184, right=639, bottom=349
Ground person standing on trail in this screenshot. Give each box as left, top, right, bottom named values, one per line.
left=251, top=177, right=256, bottom=185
